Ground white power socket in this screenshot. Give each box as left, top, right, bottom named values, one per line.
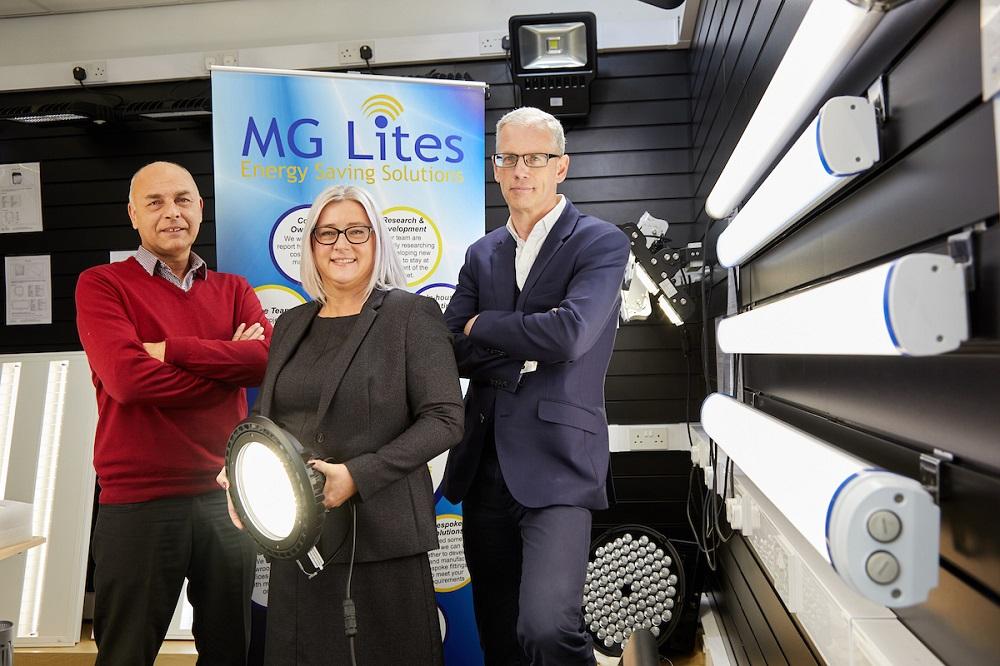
left=629, top=425, right=669, bottom=450
left=203, top=51, right=238, bottom=71
left=339, top=40, right=374, bottom=66
left=74, top=61, right=107, bottom=83
left=478, top=31, right=507, bottom=55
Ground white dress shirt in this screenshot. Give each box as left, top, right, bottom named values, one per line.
left=504, top=195, right=567, bottom=374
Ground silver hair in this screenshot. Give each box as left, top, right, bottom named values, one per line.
left=299, top=185, right=408, bottom=304
left=495, top=107, right=566, bottom=154
left=128, top=161, right=196, bottom=203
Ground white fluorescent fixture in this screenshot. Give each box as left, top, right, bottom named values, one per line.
left=20, top=360, right=68, bottom=637
left=701, top=393, right=939, bottom=607
left=717, top=253, right=968, bottom=356
left=717, top=96, right=879, bottom=267
left=705, top=0, right=886, bottom=219
left=0, top=362, right=22, bottom=499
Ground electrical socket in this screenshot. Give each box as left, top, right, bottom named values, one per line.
left=203, top=51, right=238, bottom=72
left=478, top=31, right=507, bottom=55
left=338, top=40, right=374, bottom=66
left=629, top=425, right=669, bottom=450
left=74, top=60, right=107, bottom=83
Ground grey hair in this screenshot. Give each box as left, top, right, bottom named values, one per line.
left=299, top=185, right=408, bottom=304
left=128, top=161, right=196, bottom=203
left=495, top=107, right=566, bottom=154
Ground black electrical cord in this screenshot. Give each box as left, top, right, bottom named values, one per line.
left=344, top=503, right=359, bottom=666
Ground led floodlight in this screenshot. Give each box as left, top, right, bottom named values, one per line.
left=226, top=416, right=347, bottom=562
left=582, top=526, right=685, bottom=657
left=509, top=12, right=598, bottom=117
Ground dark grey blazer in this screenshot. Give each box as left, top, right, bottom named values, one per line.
left=255, top=288, right=464, bottom=563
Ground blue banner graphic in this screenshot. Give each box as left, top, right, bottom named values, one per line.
left=212, top=66, right=485, bottom=665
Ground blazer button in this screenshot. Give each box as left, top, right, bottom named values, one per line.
left=315, top=433, right=325, bottom=444
left=479, top=413, right=486, bottom=423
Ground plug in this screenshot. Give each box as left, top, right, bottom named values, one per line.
left=359, top=44, right=373, bottom=61
left=72, top=66, right=87, bottom=82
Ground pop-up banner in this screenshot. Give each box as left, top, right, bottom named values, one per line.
left=212, top=66, right=485, bottom=665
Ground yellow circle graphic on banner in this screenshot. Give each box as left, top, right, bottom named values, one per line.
left=429, top=513, right=471, bottom=592
left=254, top=284, right=306, bottom=326
left=382, top=206, right=443, bottom=287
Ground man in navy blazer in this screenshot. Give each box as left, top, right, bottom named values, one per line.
left=441, top=107, right=630, bottom=665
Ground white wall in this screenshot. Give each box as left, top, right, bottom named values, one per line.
left=0, top=0, right=687, bottom=90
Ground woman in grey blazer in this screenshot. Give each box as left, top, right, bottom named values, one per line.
left=241, top=185, right=463, bottom=665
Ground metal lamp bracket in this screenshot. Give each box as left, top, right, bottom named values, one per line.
left=947, top=223, right=984, bottom=291
left=918, top=449, right=953, bottom=505
left=866, top=75, right=887, bottom=125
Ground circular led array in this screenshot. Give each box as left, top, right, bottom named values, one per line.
left=582, top=527, right=684, bottom=656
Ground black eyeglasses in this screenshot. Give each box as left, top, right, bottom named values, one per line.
left=491, top=153, right=562, bottom=168
left=312, top=226, right=373, bottom=245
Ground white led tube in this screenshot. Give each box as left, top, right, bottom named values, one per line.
left=705, top=0, right=884, bottom=219
left=701, top=393, right=939, bottom=607
left=717, top=253, right=968, bottom=356
left=717, top=96, right=879, bottom=268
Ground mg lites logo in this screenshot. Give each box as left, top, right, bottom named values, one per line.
left=362, top=94, right=403, bottom=120
left=240, top=93, right=465, bottom=164
left=349, top=93, right=464, bottom=163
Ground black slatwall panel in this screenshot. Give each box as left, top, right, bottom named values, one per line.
left=690, top=0, right=1000, bottom=664
left=0, top=51, right=703, bottom=427
left=0, top=52, right=704, bottom=560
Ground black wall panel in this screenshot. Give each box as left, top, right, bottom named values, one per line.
left=690, top=0, right=1000, bottom=664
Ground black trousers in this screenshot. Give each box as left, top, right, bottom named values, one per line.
left=91, top=491, right=256, bottom=666
left=463, top=433, right=596, bottom=666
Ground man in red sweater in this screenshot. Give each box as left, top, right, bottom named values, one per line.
left=75, top=161, right=271, bottom=665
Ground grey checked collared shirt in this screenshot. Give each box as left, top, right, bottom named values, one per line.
left=134, top=245, right=208, bottom=292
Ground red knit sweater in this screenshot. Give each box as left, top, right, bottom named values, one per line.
left=75, top=257, right=272, bottom=504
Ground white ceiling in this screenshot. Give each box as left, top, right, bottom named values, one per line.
left=0, top=0, right=228, bottom=18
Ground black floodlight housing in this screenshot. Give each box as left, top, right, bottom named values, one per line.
left=582, top=525, right=686, bottom=657
left=225, top=416, right=347, bottom=561
left=620, top=223, right=700, bottom=326
left=509, top=11, right=597, bottom=117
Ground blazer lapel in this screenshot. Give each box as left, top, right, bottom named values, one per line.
left=490, top=234, right=518, bottom=311
left=257, top=302, right=318, bottom=417
left=312, top=289, right=386, bottom=425
left=516, top=201, right=580, bottom=310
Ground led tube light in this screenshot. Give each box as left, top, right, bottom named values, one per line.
left=0, top=362, right=21, bottom=499
left=701, top=393, right=939, bottom=607
left=717, top=96, right=879, bottom=267
left=705, top=0, right=885, bottom=219
left=717, top=253, right=968, bottom=356
left=20, top=360, right=68, bottom=637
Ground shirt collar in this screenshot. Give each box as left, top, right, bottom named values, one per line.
left=134, top=245, right=207, bottom=280
left=506, top=194, right=567, bottom=245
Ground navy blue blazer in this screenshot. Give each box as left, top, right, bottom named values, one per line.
left=440, top=200, right=630, bottom=510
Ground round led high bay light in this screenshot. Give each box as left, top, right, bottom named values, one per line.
left=226, top=416, right=336, bottom=560
left=582, top=525, right=686, bottom=657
